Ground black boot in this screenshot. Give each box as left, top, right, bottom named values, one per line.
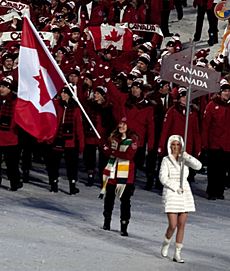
left=69, top=180, right=79, bottom=195
left=120, top=220, right=129, bottom=237
left=103, top=218, right=111, bottom=230
left=193, top=36, right=200, bottom=42
left=208, top=33, right=215, bottom=46
left=182, top=0, right=187, bottom=7
left=213, top=33, right=218, bottom=44
left=50, top=179, right=58, bottom=193
left=145, top=176, right=154, bottom=191
left=86, top=173, right=94, bottom=187
left=174, top=0, right=183, bottom=20
left=10, top=179, right=23, bottom=191
left=10, top=182, right=18, bottom=191
left=22, top=170, right=29, bottom=183
left=17, top=180, right=23, bottom=189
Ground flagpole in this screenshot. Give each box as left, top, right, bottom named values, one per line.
left=180, top=42, right=196, bottom=189
left=24, top=15, right=101, bottom=139
left=66, top=83, right=101, bottom=139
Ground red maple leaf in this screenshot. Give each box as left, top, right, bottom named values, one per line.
left=34, top=69, right=50, bottom=106
left=105, top=29, right=122, bottom=42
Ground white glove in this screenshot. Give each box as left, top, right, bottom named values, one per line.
left=103, top=144, right=109, bottom=151
left=111, top=140, right=118, bottom=150
left=177, top=188, right=184, bottom=194
left=182, top=151, right=190, bottom=160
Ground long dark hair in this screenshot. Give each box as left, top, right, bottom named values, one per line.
left=109, top=124, right=138, bottom=143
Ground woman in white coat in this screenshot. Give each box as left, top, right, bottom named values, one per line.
left=159, top=135, right=202, bottom=263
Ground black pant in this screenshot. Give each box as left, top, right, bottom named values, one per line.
left=207, top=149, right=229, bottom=197
left=146, top=148, right=158, bottom=179
left=18, top=128, right=37, bottom=173
left=194, top=4, right=218, bottom=41
left=152, top=153, right=164, bottom=189
left=103, top=183, right=134, bottom=222
left=174, top=0, right=183, bottom=20
left=160, top=1, right=171, bottom=35
left=134, top=146, right=146, bottom=171
left=46, top=146, right=79, bottom=182
left=0, top=145, right=20, bottom=189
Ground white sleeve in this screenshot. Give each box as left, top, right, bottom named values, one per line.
left=159, top=157, right=177, bottom=192
left=182, top=152, right=202, bottom=171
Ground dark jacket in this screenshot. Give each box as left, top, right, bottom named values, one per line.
left=0, top=92, right=18, bottom=146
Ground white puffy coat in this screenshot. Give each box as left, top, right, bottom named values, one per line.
left=159, top=135, right=202, bottom=213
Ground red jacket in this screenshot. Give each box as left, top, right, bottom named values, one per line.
left=135, top=68, right=156, bottom=87
left=193, top=0, right=214, bottom=9
left=146, top=90, right=174, bottom=144
left=83, top=99, right=116, bottom=146
left=201, top=96, right=230, bottom=152
left=111, top=50, right=139, bottom=74
left=158, top=103, right=201, bottom=157
left=54, top=99, right=85, bottom=153
left=106, top=80, right=129, bottom=124
left=136, top=3, right=147, bottom=24
left=106, top=80, right=155, bottom=150
left=124, top=99, right=155, bottom=150
left=148, top=0, right=162, bottom=25
left=0, top=67, right=18, bottom=82
left=108, top=3, right=138, bottom=24
left=0, top=93, right=18, bottom=146
left=78, top=1, right=107, bottom=32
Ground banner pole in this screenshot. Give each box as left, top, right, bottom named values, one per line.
left=180, top=42, right=196, bottom=189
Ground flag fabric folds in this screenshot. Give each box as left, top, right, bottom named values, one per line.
left=15, top=16, right=66, bottom=141
left=88, top=24, right=133, bottom=51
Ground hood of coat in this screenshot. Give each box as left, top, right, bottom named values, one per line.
left=167, top=134, right=184, bottom=156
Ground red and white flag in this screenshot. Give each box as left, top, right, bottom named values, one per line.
left=88, top=24, right=133, bottom=51
left=15, top=16, right=65, bottom=141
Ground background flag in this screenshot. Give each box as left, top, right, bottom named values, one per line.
left=88, top=24, right=133, bottom=51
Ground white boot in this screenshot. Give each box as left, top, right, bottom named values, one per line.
left=173, top=243, right=184, bottom=263
left=161, top=236, right=172, bottom=257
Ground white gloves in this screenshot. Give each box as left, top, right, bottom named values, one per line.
left=182, top=151, right=191, bottom=160
left=177, top=188, right=184, bottom=194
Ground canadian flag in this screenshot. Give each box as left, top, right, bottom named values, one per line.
left=15, top=16, right=65, bottom=141
left=88, top=24, right=133, bottom=51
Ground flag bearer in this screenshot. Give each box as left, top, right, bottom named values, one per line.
left=46, top=85, right=84, bottom=194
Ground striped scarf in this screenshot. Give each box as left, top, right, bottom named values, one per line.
left=100, top=138, right=132, bottom=197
